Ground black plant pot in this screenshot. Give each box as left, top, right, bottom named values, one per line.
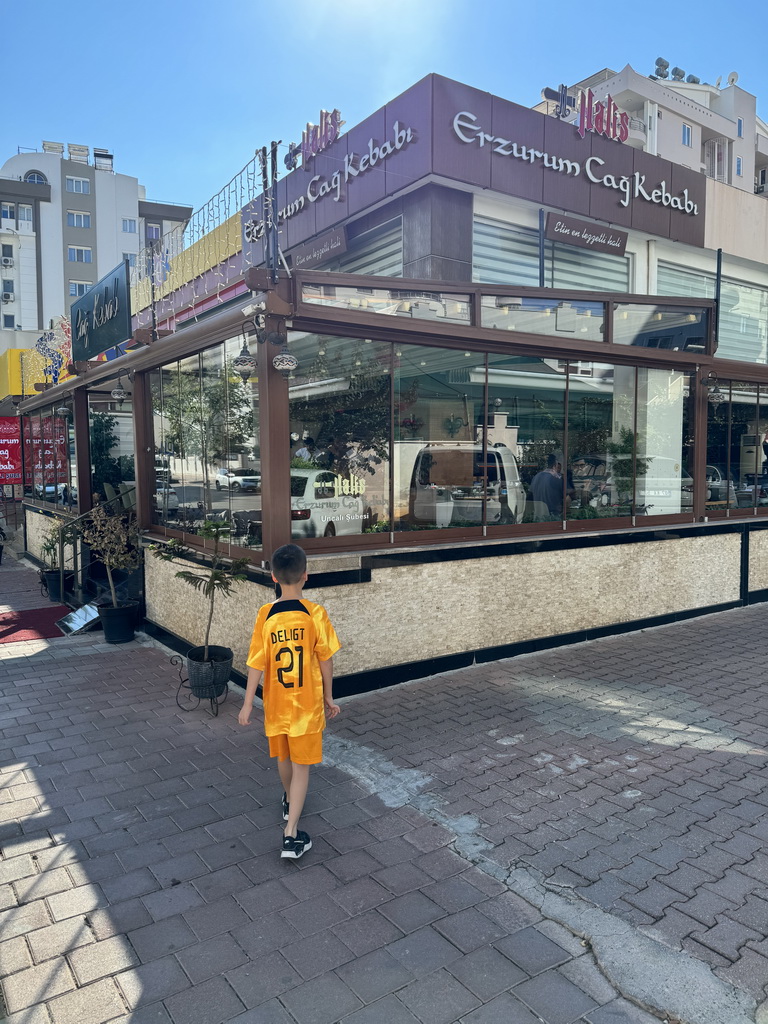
left=42, top=568, right=63, bottom=602
left=186, top=645, right=233, bottom=698
left=97, top=602, right=138, bottom=644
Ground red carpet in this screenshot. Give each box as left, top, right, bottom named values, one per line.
left=0, top=606, right=70, bottom=643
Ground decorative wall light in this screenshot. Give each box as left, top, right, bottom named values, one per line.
left=233, top=342, right=258, bottom=383
left=55, top=403, right=71, bottom=417
left=111, top=373, right=128, bottom=404
left=273, top=345, right=298, bottom=379
left=237, top=318, right=289, bottom=381
left=701, top=370, right=726, bottom=404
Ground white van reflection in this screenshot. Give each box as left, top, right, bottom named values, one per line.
left=408, top=443, right=525, bottom=528
left=291, top=469, right=367, bottom=538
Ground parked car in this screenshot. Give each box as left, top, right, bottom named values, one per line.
left=705, top=465, right=737, bottom=505
left=215, top=468, right=261, bottom=493
left=736, top=482, right=768, bottom=508
left=408, top=443, right=526, bottom=527
left=634, top=457, right=694, bottom=513
left=290, top=468, right=366, bottom=538
left=34, top=482, right=77, bottom=505
left=154, top=484, right=179, bottom=511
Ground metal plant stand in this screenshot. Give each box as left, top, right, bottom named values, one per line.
left=170, top=654, right=229, bottom=716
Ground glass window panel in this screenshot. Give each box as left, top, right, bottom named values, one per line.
left=613, top=304, right=708, bottom=352
left=634, top=369, right=694, bottom=517
left=730, top=382, right=764, bottom=509
left=717, top=282, right=768, bottom=364
left=486, top=353, right=565, bottom=526
left=394, top=344, right=487, bottom=532
left=301, top=283, right=470, bottom=324
left=481, top=296, right=604, bottom=342
left=567, top=364, right=632, bottom=522
left=88, top=380, right=135, bottom=508
left=705, top=382, right=737, bottom=511
left=221, top=335, right=261, bottom=550
left=287, top=332, right=390, bottom=540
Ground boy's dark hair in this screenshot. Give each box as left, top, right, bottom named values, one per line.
left=271, top=544, right=307, bottom=584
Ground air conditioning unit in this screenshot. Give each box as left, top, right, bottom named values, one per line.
left=0, top=257, right=14, bottom=267
left=757, top=184, right=766, bottom=194
left=2, top=292, right=14, bottom=303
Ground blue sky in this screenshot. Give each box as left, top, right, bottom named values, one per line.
left=3, top=0, right=765, bottom=215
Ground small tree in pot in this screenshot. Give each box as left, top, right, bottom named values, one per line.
left=39, top=517, right=72, bottom=602
left=152, top=521, right=248, bottom=697
left=78, top=504, right=142, bottom=642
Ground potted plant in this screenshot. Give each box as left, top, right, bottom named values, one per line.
left=39, top=517, right=72, bottom=602
left=152, top=520, right=248, bottom=697
left=78, top=504, right=142, bottom=643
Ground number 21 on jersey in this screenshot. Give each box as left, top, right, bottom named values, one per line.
left=275, top=645, right=304, bottom=688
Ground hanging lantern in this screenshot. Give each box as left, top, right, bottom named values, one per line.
left=110, top=374, right=127, bottom=404
left=233, top=343, right=258, bottom=382
left=273, top=345, right=298, bottom=379
left=55, top=404, right=70, bottom=417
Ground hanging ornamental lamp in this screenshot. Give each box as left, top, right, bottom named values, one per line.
left=110, top=374, right=127, bottom=404
left=233, top=343, right=258, bottom=382
left=273, top=345, right=298, bottom=379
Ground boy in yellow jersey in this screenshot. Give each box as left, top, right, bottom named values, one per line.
left=238, top=544, right=341, bottom=859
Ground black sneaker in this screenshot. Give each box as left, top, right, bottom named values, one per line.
left=281, top=792, right=289, bottom=821
left=281, top=829, right=312, bottom=859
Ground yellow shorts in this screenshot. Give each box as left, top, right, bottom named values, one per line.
left=268, top=732, right=323, bottom=765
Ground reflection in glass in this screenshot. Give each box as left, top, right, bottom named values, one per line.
left=88, top=383, right=136, bottom=509
left=613, top=304, right=707, bottom=352
left=634, top=369, right=693, bottom=517
left=486, top=354, right=565, bottom=524
left=482, top=296, right=604, bottom=343
left=150, top=341, right=260, bottom=549
left=705, top=380, right=737, bottom=512
left=302, top=283, right=470, bottom=324
left=567, top=364, right=631, bottom=522
left=287, top=332, right=390, bottom=539
left=730, top=383, right=766, bottom=511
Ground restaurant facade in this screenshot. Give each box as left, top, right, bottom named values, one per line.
left=18, top=73, right=768, bottom=693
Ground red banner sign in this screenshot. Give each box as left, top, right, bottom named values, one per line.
left=23, top=416, right=68, bottom=489
left=0, top=417, right=23, bottom=483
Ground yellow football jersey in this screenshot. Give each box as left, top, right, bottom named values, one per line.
left=246, top=599, right=341, bottom=736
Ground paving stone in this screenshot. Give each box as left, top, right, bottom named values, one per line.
left=279, top=928, right=355, bottom=980
left=446, top=944, right=528, bottom=999
left=515, top=967, right=600, bottom=1024
left=87, top=897, right=153, bottom=939
left=338, top=994, right=422, bottom=1024
left=397, top=967, right=481, bottom=1024
left=47, top=978, right=126, bottom=1024
left=183, top=895, right=251, bottom=940
left=691, top=916, right=763, bottom=961
left=325, top=848, right=382, bottom=882
left=458, top=990, right=542, bottom=1023
left=386, top=924, right=463, bottom=977
left=0, top=897, right=51, bottom=939
left=331, top=907, right=404, bottom=956
left=280, top=892, right=350, bottom=937
left=115, top=955, right=190, bottom=1007
left=226, top=950, right=302, bottom=1006
left=163, top=976, right=246, bottom=1024
left=278, top=972, right=363, bottom=1024
left=336, top=946, right=415, bottom=1002
left=379, top=890, right=445, bottom=932
left=128, top=914, right=198, bottom=962
left=2, top=955, right=76, bottom=1012
left=68, top=934, right=139, bottom=984
left=493, top=925, right=572, bottom=975
left=0, top=934, right=32, bottom=975
left=584, top=998, right=666, bottom=1023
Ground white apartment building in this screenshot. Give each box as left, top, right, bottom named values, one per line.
left=0, top=141, right=191, bottom=360
left=538, top=58, right=768, bottom=194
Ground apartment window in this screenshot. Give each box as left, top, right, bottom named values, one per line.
left=65, top=177, right=90, bottom=194
left=24, top=171, right=47, bottom=185
left=1, top=203, right=15, bottom=220
left=1, top=245, right=12, bottom=258
left=2, top=279, right=13, bottom=293
left=68, top=246, right=92, bottom=263
left=146, top=223, right=161, bottom=240
left=122, top=252, right=136, bottom=268
left=67, top=211, right=91, bottom=228
left=122, top=218, right=137, bottom=233
left=18, top=205, right=32, bottom=223
left=682, top=123, right=692, bottom=147
left=2, top=315, right=14, bottom=329
left=69, top=281, right=91, bottom=297
left=738, top=117, right=744, bottom=138
left=736, top=157, right=743, bottom=177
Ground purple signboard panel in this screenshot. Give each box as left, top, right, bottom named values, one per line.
left=587, top=132, right=635, bottom=228
left=541, top=114, right=592, bottom=217
left=668, top=163, right=706, bottom=247
left=432, top=76, right=493, bottom=189
left=628, top=149, right=673, bottom=239
left=344, top=108, right=389, bottom=219
left=488, top=96, right=545, bottom=204
left=384, top=75, right=434, bottom=200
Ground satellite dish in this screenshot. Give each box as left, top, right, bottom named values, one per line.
left=714, top=76, right=722, bottom=89
left=728, top=71, right=739, bottom=86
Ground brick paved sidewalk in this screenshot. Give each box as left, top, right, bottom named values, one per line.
left=0, top=555, right=763, bottom=1023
